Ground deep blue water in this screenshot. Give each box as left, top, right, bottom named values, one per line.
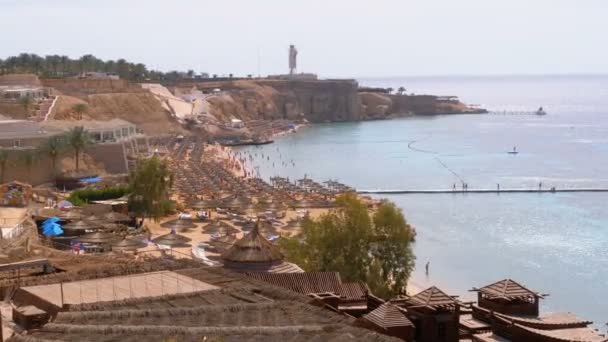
left=235, top=75, right=608, bottom=325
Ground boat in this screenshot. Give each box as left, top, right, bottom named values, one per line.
left=535, top=106, right=547, bottom=115
left=508, top=146, right=519, bottom=154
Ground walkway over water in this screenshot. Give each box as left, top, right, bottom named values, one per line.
left=357, top=188, right=608, bottom=195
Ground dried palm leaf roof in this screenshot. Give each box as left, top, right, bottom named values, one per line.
left=203, top=220, right=240, bottom=235
left=111, top=238, right=148, bottom=251
left=221, top=222, right=283, bottom=263
left=101, top=211, right=131, bottom=222
left=160, top=218, right=197, bottom=230
left=76, top=232, right=118, bottom=244
left=62, top=220, right=100, bottom=231
left=151, top=232, right=192, bottom=246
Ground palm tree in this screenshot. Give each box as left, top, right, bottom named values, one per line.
left=42, top=136, right=66, bottom=177
left=0, top=149, right=9, bottom=183
left=386, top=87, right=394, bottom=94
left=397, top=86, right=406, bottom=95
left=20, top=149, right=39, bottom=182
left=19, top=96, right=33, bottom=111
left=67, top=126, right=91, bottom=171
left=72, top=103, right=88, bottom=120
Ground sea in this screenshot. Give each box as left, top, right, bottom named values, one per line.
left=234, top=75, right=608, bottom=325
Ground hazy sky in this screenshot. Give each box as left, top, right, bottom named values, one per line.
left=1, top=0, right=607, bottom=77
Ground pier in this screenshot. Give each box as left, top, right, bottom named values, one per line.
left=357, top=188, right=608, bottom=195
left=488, top=110, right=544, bottom=115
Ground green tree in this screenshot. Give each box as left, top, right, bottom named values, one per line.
left=42, top=135, right=67, bottom=177
left=19, top=96, right=33, bottom=112
left=397, top=86, right=406, bottom=95
left=0, top=149, right=9, bottom=183
left=72, top=103, right=88, bottom=120
left=66, top=126, right=91, bottom=171
left=370, top=200, right=416, bottom=297
left=128, top=156, right=173, bottom=222
left=280, top=194, right=416, bottom=298
left=19, top=149, right=39, bottom=182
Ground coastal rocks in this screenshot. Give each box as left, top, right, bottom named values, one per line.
left=359, top=92, right=392, bottom=119
left=359, top=92, right=486, bottom=117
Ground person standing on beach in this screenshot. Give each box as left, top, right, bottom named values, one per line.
left=425, top=261, right=430, bottom=275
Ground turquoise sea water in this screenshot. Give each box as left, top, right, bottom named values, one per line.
left=234, top=75, right=608, bottom=325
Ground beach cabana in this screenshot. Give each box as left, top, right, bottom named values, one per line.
left=357, top=302, right=415, bottom=342
left=152, top=232, right=192, bottom=248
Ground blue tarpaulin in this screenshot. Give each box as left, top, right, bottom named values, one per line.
left=42, top=217, right=63, bottom=236
left=80, top=177, right=102, bottom=183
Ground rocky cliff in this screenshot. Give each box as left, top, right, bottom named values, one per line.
left=179, top=79, right=362, bottom=123
left=359, top=92, right=486, bottom=119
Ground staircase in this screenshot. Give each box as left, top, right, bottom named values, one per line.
left=32, top=96, right=57, bottom=121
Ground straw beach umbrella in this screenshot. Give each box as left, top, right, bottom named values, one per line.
left=203, top=220, right=240, bottom=235
left=76, top=231, right=118, bottom=244
left=111, top=238, right=148, bottom=252
left=102, top=211, right=131, bottom=222
left=152, top=232, right=192, bottom=247
left=160, top=218, right=197, bottom=231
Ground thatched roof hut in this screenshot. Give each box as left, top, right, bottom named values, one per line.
left=221, top=222, right=302, bottom=273
left=160, top=218, right=197, bottom=231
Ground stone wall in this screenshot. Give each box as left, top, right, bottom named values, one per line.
left=86, top=143, right=128, bottom=174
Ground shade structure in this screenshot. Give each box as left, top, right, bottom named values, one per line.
left=202, top=220, right=240, bottom=235
left=111, top=238, right=148, bottom=251
left=56, top=210, right=83, bottom=221
left=190, top=199, right=219, bottom=210
left=62, top=220, right=100, bottom=231
left=160, top=218, right=197, bottom=230
left=261, top=201, right=286, bottom=212
left=208, top=234, right=237, bottom=253
left=293, top=198, right=316, bottom=209
left=152, top=232, right=192, bottom=247
left=221, top=221, right=303, bottom=273
left=76, top=231, right=118, bottom=244
left=102, top=211, right=131, bottom=222
left=242, top=220, right=278, bottom=235
left=221, top=196, right=249, bottom=209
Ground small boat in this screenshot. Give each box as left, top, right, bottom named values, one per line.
left=508, top=146, right=519, bottom=154
left=536, top=106, right=547, bottom=115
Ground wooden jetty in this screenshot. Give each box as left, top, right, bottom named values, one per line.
left=357, top=188, right=608, bottom=195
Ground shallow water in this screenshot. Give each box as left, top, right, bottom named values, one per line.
left=234, top=75, right=608, bottom=324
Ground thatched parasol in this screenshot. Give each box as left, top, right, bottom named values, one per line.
left=221, top=196, right=249, bottom=209
left=152, top=232, right=192, bottom=247
left=190, top=199, right=219, bottom=210
left=76, top=231, right=118, bottom=244
left=160, top=218, right=197, bottom=231
left=111, top=238, right=148, bottom=251
left=221, top=221, right=283, bottom=263
left=203, top=220, right=240, bottom=235
left=56, top=210, right=83, bottom=221
left=208, top=234, right=237, bottom=253
left=62, top=220, right=100, bottom=231
left=293, top=198, right=316, bottom=209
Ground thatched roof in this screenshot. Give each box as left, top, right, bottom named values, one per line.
left=62, top=220, right=100, bottom=231
left=101, top=211, right=131, bottom=222
left=151, top=232, right=192, bottom=247
left=160, top=218, right=197, bottom=230
left=111, top=238, right=147, bottom=251
left=221, top=222, right=283, bottom=263
left=76, top=232, right=118, bottom=244
left=189, top=198, right=219, bottom=209
left=361, top=302, right=414, bottom=329
left=203, top=220, right=240, bottom=235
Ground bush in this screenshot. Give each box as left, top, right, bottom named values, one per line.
left=68, top=185, right=131, bottom=206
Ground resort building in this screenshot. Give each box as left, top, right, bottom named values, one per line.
left=463, top=279, right=607, bottom=342
left=0, top=86, right=47, bottom=100
left=42, top=119, right=150, bottom=174
left=395, top=286, right=462, bottom=342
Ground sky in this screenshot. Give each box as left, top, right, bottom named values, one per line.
left=1, top=0, right=607, bottom=78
